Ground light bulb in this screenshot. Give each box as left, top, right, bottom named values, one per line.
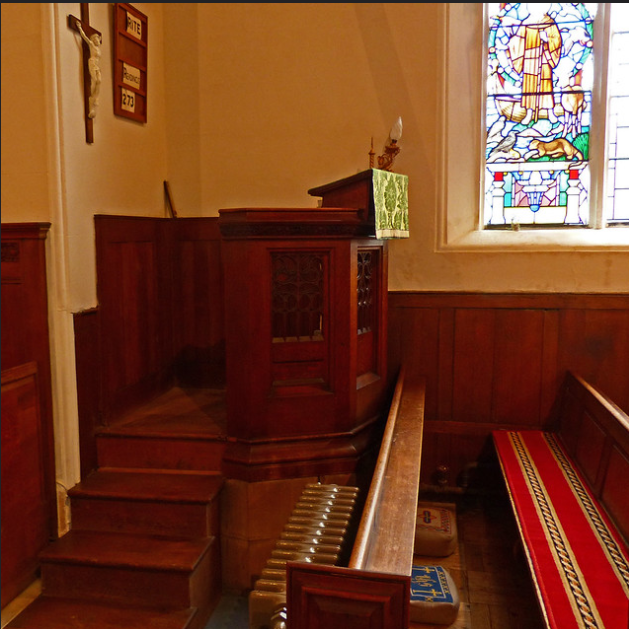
left=390, top=116, right=403, bottom=142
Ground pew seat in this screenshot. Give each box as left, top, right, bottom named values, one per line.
left=493, top=372, right=629, bottom=629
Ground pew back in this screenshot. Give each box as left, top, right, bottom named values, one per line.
left=556, top=371, right=629, bottom=545
left=286, top=367, right=426, bottom=629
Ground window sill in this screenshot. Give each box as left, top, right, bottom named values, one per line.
left=437, top=226, right=629, bottom=253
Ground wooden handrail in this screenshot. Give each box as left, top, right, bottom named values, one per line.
left=571, top=372, right=629, bottom=431
left=349, top=366, right=425, bottom=575
left=286, top=365, right=426, bottom=628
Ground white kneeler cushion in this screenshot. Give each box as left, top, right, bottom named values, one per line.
left=414, top=502, right=457, bottom=557
left=409, top=564, right=460, bottom=625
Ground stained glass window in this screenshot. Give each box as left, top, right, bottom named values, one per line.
left=605, top=4, right=629, bottom=225
left=483, top=3, right=627, bottom=229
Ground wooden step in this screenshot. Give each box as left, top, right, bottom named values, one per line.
left=39, top=530, right=220, bottom=609
left=95, top=386, right=227, bottom=470
left=4, top=596, right=198, bottom=629
left=96, top=433, right=227, bottom=471
left=69, top=469, right=223, bottom=537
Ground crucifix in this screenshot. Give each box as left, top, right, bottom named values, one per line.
left=68, top=4, right=102, bottom=144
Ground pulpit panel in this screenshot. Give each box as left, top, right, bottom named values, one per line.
left=219, top=205, right=388, bottom=481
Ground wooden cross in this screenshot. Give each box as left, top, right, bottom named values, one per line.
left=68, top=4, right=101, bottom=144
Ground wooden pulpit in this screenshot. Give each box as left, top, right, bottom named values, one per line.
left=218, top=173, right=390, bottom=482
left=307, top=169, right=378, bottom=226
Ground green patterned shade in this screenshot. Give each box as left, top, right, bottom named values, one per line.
left=372, top=168, right=409, bottom=239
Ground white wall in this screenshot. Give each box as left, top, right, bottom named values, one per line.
left=163, top=2, right=629, bottom=293
left=4, top=3, right=628, bottom=308
left=55, top=2, right=168, bottom=310
left=1, top=3, right=52, bottom=223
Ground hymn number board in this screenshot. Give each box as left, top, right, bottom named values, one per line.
left=113, top=3, right=147, bottom=123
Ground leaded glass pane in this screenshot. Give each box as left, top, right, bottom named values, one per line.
left=484, top=3, right=597, bottom=227
left=605, top=4, right=629, bottom=225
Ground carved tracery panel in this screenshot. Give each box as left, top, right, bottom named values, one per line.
left=357, top=250, right=374, bottom=334
left=271, top=252, right=324, bottom=341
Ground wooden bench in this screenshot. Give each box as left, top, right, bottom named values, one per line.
left=492, top=371, right=629, bottom=629
left=284, top=366, right=427, bottom=629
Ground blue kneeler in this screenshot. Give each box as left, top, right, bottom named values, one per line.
left=409, top=564, right=460, bottom=625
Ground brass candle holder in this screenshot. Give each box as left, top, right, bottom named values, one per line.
left=372, top=116, right=403, bottom=172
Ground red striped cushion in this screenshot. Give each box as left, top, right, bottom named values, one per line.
left=493, top=430, right=629, bottom=629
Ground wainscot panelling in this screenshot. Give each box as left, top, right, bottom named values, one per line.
left=1, top=223, right=58, bottom=606
left=1, top=363, right=50, bottom=607
left=171, top=218, right=225, bottom=387
left=75, top=216, right=224, bottom=474
left=94, top=216, right=174, bottom=421
left=387, top=292, right=629, bottom=488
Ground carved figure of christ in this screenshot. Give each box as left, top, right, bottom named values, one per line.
left=68, top=4, right=102, bottom=143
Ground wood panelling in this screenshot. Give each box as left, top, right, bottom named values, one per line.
left=575, top=409, right=607, bottom=488
left=557, top=308, right=629, bottom=402
left=1, top=225, right=54, bottom=436
left=603, top=446, right=629, bottom=544
left=95, top=217, right=172, bottom=420
left=451, top=308, right=496, bottom=424
left=89, top=216, right=224, bottom=425
left=1, top=363, right=50, bottom=608
left=491, top=309, right=545, bottom=424
left=1, top=223, right=57, bottom=538
left=1, top=222, right=57, bottom=607
left=171, top=219, right=224, bottom=387
left=388, top=292, right=629, bottom=487
left=1, top=224, right=52, bottom=374
left=75, top=216, right=224, bottom=475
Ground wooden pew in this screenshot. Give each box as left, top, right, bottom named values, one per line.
left=285, top=366, right=426, bottom=629
left=492, top=371, right=629, bottom=629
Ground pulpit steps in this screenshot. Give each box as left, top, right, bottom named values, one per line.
left=69, top=468, right=223, bottom=537
left=38, top=529, right=218, bottom=608
left=3, top=596, right=199, bottom=629
left=5, top=387, right=227, bottom=629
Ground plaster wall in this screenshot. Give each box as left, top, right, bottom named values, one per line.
left=1, top=3, right=52, bottom=223
left=3, top=3, right=628, bottom=303
left=164, top=3, right=629, bottom=293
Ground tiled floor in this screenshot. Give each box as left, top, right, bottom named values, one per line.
left=456, top=491, right=545, bottom=629
left=204, top=594, right=249, bottom=629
